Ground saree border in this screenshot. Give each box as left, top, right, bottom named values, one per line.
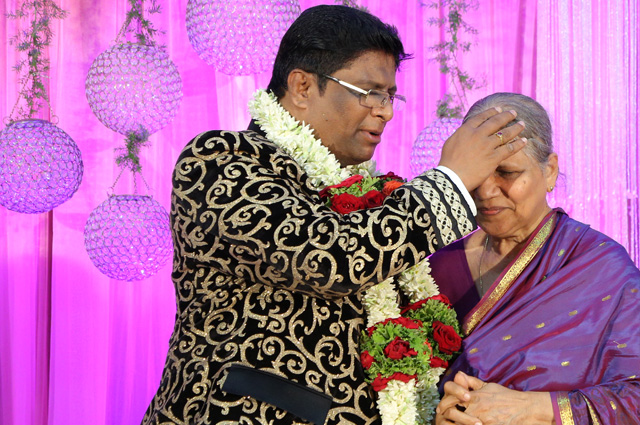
left=557, top=394, right=575, bottom=425
left=581, top=394, right=601, bottom=425
left=463, top=213, right=556, bottom=335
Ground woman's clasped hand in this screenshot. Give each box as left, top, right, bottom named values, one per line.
left=436, top=371, right=554, bottom=425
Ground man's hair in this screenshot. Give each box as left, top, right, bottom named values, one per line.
left=267, top=5, right=410, bottom=98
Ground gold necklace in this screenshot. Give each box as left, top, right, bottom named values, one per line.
left=478, top=234, right=489, bottom=295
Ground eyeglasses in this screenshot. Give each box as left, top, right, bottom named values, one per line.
left=322, top=74, right=406, bottom=111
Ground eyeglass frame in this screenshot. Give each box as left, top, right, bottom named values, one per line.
left=321, top=74, right=406, bottom=111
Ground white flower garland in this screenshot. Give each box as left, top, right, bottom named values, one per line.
left=248, top=89, right=445, bottom=425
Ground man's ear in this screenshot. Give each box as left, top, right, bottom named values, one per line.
left=285, top=69, right=316, bottom=110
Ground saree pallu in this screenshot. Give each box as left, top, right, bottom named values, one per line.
left=429, top=210, right=640, bottom=424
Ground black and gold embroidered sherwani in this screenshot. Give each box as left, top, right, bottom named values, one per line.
left=142, top=128, right=476, bottom=425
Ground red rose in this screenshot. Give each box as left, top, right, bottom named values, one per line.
left=371, top=372, right=417, bottom=392
left=389, top=372, right=417, bottom=383
left=432, top=321, right=462, bottom=354
left=400, top=295, right=451, bottom=314
left=371, top=374, right=390, bottom=391
left=330, top=193, right=366, bottom=214
left=400, top=299, right=428, bottom=314
left=390, top=316, right=422, bottom=329
left=360, top=350, right=375, bottom=369
left=375, top=316, right=422, bottom=329
left=429, top=294, right=452, bottom=307
left=363, top=190, right=385, bottom=208
left=430, top=356, right=449, bottom=368
left=380, top=171, right=404, bottom=181
left=384, top=336, right=418, bottom=360
left=319, top=175, right=364, bottom=198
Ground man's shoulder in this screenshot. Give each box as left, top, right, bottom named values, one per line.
left=177, top=129, right=277, bottom=160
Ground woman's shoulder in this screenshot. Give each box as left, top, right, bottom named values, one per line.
left=558, top=213, right=630, bottom=255
left=427, top=234, right=472, bottom=278
left=556, top=212, right=639, bottom=278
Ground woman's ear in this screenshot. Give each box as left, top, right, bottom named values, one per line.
left=545, top=152, right=559, bottom=190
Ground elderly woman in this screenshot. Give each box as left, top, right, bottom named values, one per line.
left=428, top=93, right=640, bottom=424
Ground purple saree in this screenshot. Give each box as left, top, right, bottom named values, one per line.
left=428, top=209, right=640, bottom=424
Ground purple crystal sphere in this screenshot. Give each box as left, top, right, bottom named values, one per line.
left=186, top=0, right=301, bottom=75
left=0, top=119, right=83, bottom=214
left=84, top=195, right=173, bottom=281
left=85, top=43, right=183, bottom=136
left=410, top=117, right=463, bottom=175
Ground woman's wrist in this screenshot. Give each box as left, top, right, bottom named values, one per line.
left=527, top=391, right=555, bottom=424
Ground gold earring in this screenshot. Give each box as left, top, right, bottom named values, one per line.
left=547, top=186, right=554, bottom=192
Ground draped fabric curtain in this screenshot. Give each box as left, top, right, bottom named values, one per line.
left=0, top=1, right=637, bottom=424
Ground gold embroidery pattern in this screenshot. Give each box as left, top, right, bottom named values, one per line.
left=557, top=394, right=575, bottom=425
left=468, top=348, right=478, bottom=354
left=558, top=249, right=565, bottom=256
left=610, top=401, right=617, bottom=410
left=142, top=131, right=473, bottom=425
left=502, top=335, right=512, bottom=341
left=427, top=169, right=475, bottom=239
left=569, top=310, right=578, bottom=316
left=464, top=214, right=556, bottom=335
left=561, top=361, right=570, bottom=366
left=536, top=322, right=545, bottom=328
left=526, top=365, right=537, bottom=371
left=602, top=295, right=612, bottom=301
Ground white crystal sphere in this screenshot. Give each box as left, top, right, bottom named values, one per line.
left=84, top=195, right=173, bottom=281
left=410, top=117, right=463, bottom=175
left=85, top=43, right=183, bottom=137
left=186, top=0, right=301, bottom=75
left=0, top=119, right=83, bottom=214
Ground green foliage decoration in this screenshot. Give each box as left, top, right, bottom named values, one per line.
left=6, top=0, right=68, bottom=122
left=423, top=0, right=485, bottom=118
left=115, top=0, right=163, bottom=46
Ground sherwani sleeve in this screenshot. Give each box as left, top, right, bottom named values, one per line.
left=171, top=130, right=476, bottom=300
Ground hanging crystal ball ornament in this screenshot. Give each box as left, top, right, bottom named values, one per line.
left=410, top=117, right=463, bottom=176
left=84, top=195, right=172, bottom=281
left=186, top=0, right=301, bottom=75
left=85, top=43, right=183, bottom=137
left=0, top=119, right=83, bottom=214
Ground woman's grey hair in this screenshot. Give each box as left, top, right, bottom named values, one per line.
left=463, top=92, right=554, bottom=165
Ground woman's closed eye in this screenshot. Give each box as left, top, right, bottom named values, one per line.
left=496, top=169, right=522, bottom=178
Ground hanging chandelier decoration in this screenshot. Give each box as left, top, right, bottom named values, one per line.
left=84, top=131, right=172, bottom=281
left=410, top=0, right=484, bottom=176
left=84, top=0, right=173, bottom=281
left=84, top=194, right=172, bottom=282
left=1, top=0, right=83, bottom=214
left=85, top=0, right=182, bottom=138
left=185, top=0, right=301, bottom=75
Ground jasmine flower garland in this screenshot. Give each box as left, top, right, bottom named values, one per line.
left=248, top=89, right=461, bottom=425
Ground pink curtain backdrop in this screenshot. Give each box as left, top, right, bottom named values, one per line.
left=0, top=1, right=638, bottom=424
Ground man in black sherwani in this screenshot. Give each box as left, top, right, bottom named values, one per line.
left=142, top=5, right=525, bottom=425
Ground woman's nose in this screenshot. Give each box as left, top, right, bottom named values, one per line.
left=474, top=176, right=500, bottom=200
